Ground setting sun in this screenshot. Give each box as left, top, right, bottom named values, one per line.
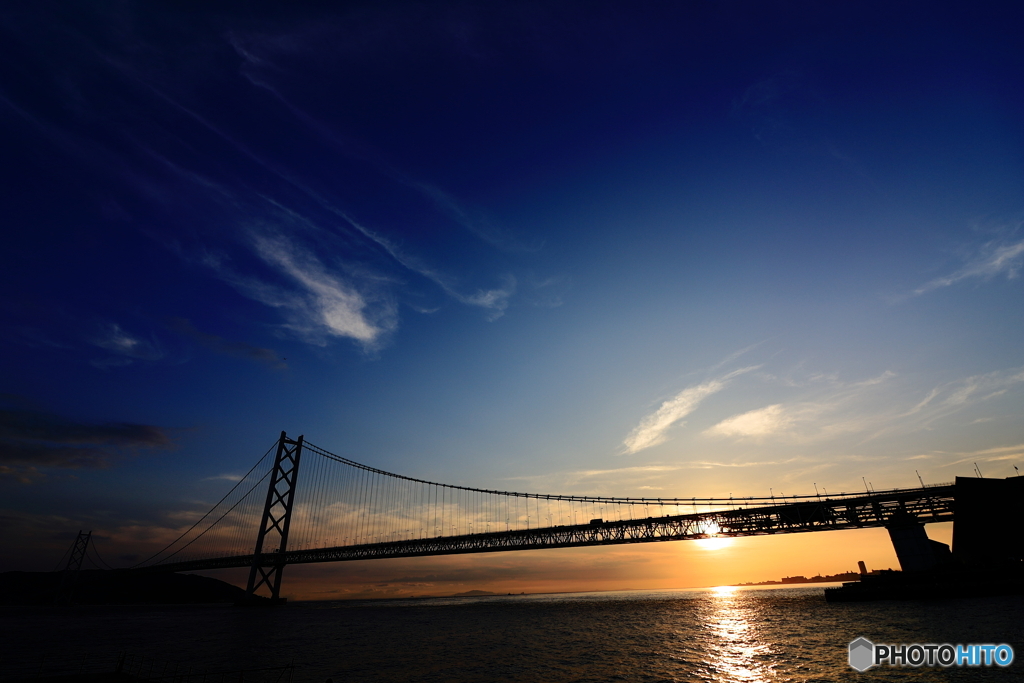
left=692, top=521, right=734, bottom=551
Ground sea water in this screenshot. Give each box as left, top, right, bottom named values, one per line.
left=3, top=585, right=1022, bottom=682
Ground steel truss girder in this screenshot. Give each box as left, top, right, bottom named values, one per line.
left=244, top=431, right=303, bottom=601
left=147, top=484, right=955, bottom=574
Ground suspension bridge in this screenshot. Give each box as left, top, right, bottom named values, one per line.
left=60, top=432, right=1022, bottom=603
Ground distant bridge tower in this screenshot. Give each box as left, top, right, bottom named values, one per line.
left=244, top=431, right=303, bottom=603
left=56, top=529, right=91, bottom=604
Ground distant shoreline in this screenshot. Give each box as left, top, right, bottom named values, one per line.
left=733, top=571, right=871, bottom=587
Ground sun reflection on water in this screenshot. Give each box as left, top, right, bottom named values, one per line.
left=699, top=587, right=773, bottom=683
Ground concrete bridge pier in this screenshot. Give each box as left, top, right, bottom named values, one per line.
left=886, top=520, right=951, bottom=572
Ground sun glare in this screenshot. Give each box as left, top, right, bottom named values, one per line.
left=694, top=536, right=735, bottom=551
left=694, top=521, right=734, bottom=550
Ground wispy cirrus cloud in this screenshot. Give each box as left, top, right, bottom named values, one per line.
left=622, top=366, right=760, bottom=454
left=703, top=365, right=1024, bottom=446
left=202, top=473, right=244, bottom=482
left=573, top=460, right=798, bottom=474
left=688, top=458, right=801, bottom=469
left=913, top=237, right=1024, bottom=296
left=251, top=232, right=393, bottom=344
left=412, top=183, right=543, bottom=254
left=229, top=24, right=543, bottom=258
left=938, top=443, right=1024, bottom=469
left=202, top=231, right=395, bottom=347
left=335, top=213, right=516, bottom=320
left=501, top=458, right=807, bottom=499
left=89, top=323, right=164, bottom=368
left=98, top=47, right=523, bottom=336
left=893, top=366, right=1024, bottom=431
left=704, top=400, right=877, bottom=443
left=703, top=369, right=902, bottom=443
left=704, top=404, right=796, bottom=439
left=215, top=43, right=528, bottom=322
left=572, top=464, right=682, bottom=478
left=904, top=443, right=1024, bottom=478
left=500, top=464, right=684, bottom=496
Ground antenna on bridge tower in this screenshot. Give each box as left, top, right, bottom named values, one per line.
left=244, top=431, right=303, bottom=604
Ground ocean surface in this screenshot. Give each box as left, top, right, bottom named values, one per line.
left=3, top=585, right=1022, bottom=682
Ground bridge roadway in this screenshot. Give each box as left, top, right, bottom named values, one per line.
left=140, top=483, right=956, bottom=573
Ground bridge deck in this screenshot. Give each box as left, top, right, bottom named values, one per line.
left=140, top=484, right=955, bottom=573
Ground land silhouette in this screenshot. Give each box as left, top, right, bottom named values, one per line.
left=0, top=570, right=257, bottom=605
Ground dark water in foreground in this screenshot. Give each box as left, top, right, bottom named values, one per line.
left=3, top=586, right=1022, bottom=682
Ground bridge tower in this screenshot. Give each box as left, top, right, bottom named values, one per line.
left=55, top=529, right=91, bottom=604
left=244, top=431, right=303, bottom=603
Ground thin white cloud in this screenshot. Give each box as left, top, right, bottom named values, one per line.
left=413, top=182, right=542, bottom=253
left=702, top=369, right=903, bottom=443
left=89, top=323, right=164, bottom=367
left=941, top=368, right=1024, bottom=407
left=204, top=232, right=394, bottom=346
left=523, top=273, right=570, bottom=309
left=707, top=340, right=769, bottom=372
left=575, top=465, right=682, bottom=478
left=687, top=458, right=801, bottom=468
left=500, top=457, right=809, bottom=499
left=963, top=443, right=1024, bottom=457
left=251, top=233, right=385, bottom=343
left=853, top=370, right=896, bottom=387
left=704, top=404, right=794, bottom=439
left=460, top=276, right=517, bottom=321
left=332, top=191, right=517, bottom=320
left=858, top=367, right=1024, bottom=443
left=500, top=464, right=680, bottom=487
left=914, top=238, right=1024, bottom=296
left=115, top=59, right=520, bottom=328
left=209, top=49, right=528, bottom=321
left=895, top=367, right=1024, bottom=433
left=499, top=463, right=688, bottom=498
left=202, top=473, right=244, bottom=482
left=622, top=366, right=760, bottom=454
left=702, top=366, right=1024, bottom=447
left=261, top=188, right=518, bottom=321
left=937, top=443, right=1024, bottom=469
left=93, top=324, right=144, bottom=355
left=902, top=388, right=940, bottom=416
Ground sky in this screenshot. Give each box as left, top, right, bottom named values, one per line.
left=1, top=1, right=1022, bottom=599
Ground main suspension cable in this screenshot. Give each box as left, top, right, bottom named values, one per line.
left=130, top=441, right=277, bottom=568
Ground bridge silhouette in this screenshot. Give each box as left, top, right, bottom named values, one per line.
left=107, top=432, right=978, bottom=602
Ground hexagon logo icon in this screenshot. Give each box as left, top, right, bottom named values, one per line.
left=848, top=637, right=875, bottom=672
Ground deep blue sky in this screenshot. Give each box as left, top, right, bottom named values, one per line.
left=2, top=1, right=1022, bottom=585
